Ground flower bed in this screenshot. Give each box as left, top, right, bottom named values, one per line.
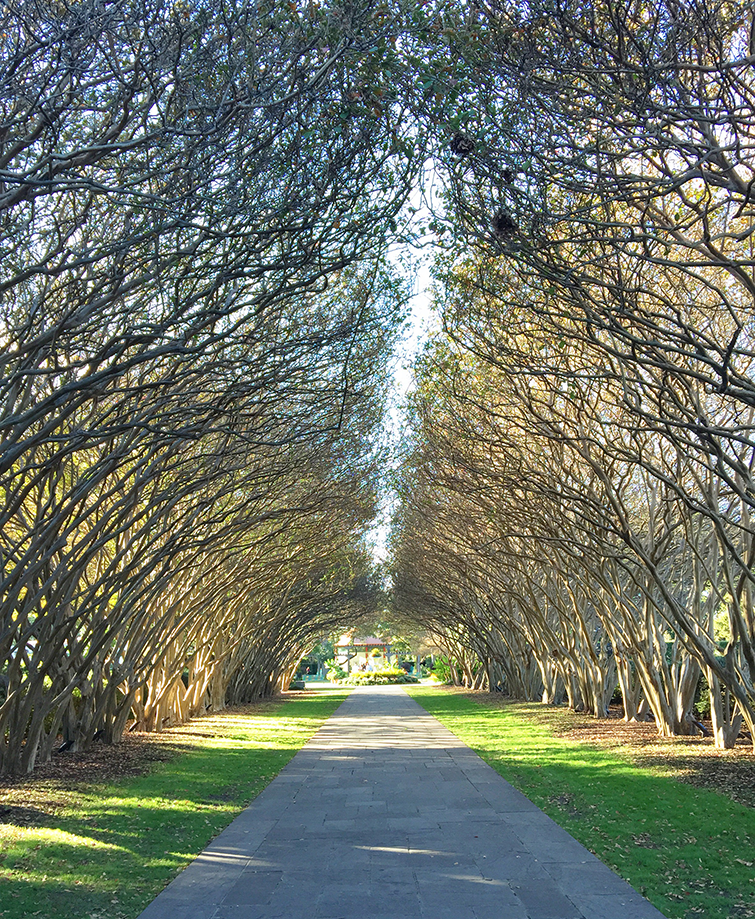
left=342, top=668, right=419, bottom=686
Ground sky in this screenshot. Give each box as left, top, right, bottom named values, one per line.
left=365, top=167, right=444, bottom=564
left=367, top=253, right=436, bottom=564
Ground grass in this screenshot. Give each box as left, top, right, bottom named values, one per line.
left=0, top=689, right=349, bottom=919
left=406, top=685, right=755, bottom=919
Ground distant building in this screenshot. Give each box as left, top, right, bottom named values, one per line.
left=335, top=633, right=391, bottom=673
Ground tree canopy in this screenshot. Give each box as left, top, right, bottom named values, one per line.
left=2, top=0, right=755, bottom=773
left=391, top=0, right=755, bottom=750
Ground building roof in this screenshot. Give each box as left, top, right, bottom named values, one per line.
left=336, top=634, right=386, bottom=647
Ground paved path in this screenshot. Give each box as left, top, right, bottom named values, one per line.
left=138, top=685, right=667, bottom=919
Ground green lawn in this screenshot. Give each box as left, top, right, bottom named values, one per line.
left=0, top=689, right=349, bottom=919
left=407, top=685, right=755, bottom=919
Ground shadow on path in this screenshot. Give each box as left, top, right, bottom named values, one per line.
left=138, top=685, right=668, bottom=919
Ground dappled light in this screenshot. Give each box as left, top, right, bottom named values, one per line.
left=0, top=693, right=348, bottom=917
left=2, top=2, right=755, bottom=917
left=131, top=686, right=676, bottom=919
left=0, top=13, right=754, bottom=919
left=410, top=687, right=755, bottom=919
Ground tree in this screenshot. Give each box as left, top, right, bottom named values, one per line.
left=387, top=0, right=755, bottom=747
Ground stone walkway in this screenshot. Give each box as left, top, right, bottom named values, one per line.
left=138, top=685, right=667, bottom=919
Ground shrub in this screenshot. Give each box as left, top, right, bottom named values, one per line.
left=324, top=659, right=347, bottom=682
left=342, top=668, right=419, bottom=686
left=431, top=656, right=455, bottom=684
left=695, top=671, right=712, bottom=719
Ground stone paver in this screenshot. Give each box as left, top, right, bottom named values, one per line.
left=138, top=685, right=668, bottom=919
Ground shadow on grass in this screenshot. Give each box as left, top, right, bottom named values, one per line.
left=0, top=691, right=350, bottom=919
left=407, top=686, right=755, bottom=919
